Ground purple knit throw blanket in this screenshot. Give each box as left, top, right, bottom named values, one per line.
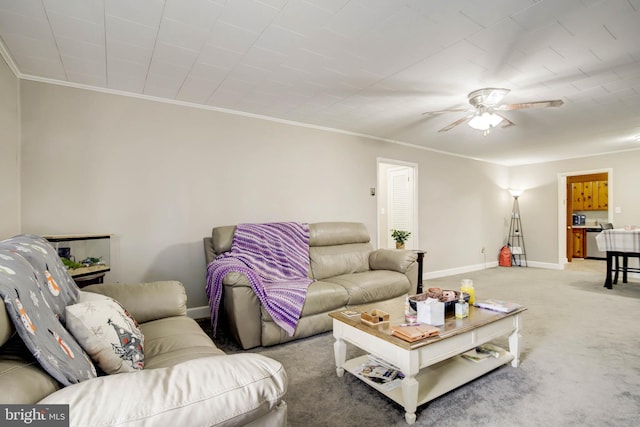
left=206, top=222, right=313, bottom=337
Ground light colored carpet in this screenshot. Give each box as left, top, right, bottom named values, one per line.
left=209, top=262, right=640, bottom=426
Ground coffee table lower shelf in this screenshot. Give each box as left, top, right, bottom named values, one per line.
left=343, top=347, right=514, bottom=408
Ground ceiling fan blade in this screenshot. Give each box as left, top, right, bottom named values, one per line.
left=422, top=108, right=470, bottom=116
left=438, top=116, right=471, bottom=132
left=496, top=113, right=515, bottom=128
left=496, top=99, right=564, bottom=111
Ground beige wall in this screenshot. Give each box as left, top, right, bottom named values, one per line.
left=19, top=80, right=510, bottom=308
left=18, top=79, right=639, bottom=308
left=0, top=55, right=20, bottom=239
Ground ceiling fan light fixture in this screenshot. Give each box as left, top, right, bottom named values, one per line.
left=468, top=112, right=503, bottom=131
left=424, top=87, right=563, bottom=135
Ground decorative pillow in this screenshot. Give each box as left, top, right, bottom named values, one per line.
left=0, top=248, right=97, bottom=386
left=65, top=292, right=144, bottom=374
left=1, top=234, right=80, bottom=324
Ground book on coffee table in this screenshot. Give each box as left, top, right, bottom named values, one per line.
left=474, top=299, right=521, bottom=313
left=390, top=324, right=440, bottom=342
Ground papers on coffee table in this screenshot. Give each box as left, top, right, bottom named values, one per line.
left=474, top=299, right=521, bottom=313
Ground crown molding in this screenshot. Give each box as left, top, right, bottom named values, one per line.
left=18, top=71, right=493, bottom=165
left=0, top=38, right=20, bottom=77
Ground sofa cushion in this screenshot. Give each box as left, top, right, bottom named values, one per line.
left=39, top=354, right=288, bottom=427
left=324, top=270, right=411, bottom=305
left=82, top=281, right=188, bottom=324
left=222, top=270, right=313, bottom=286
left=141, top=316, right=224, bottom=369
left=261, top=311, right=334, bottom=346
left=65, top=293, right=145, bottom=374
left=261, top=280, right=348, bottom=320
left=309, top=222, right=370, bottom=246
left=309, top=243, right=372, bottom=280
left=0, top=336, right=61, bottom=404
left=0, top=359, right=61, bottom=404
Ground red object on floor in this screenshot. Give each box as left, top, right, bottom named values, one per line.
left=499, top=246, right=512, bottom=267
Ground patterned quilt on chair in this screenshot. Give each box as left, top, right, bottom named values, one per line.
left=206, top=222, right=313, bottom=337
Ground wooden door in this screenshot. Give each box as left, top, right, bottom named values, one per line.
left=572, top=229, right=584, bottom=257
left=572, top=182, right=583, bottom=210
left=595, top=181, right=608, bottom=209
left=582, top=181, right=593, bottom=210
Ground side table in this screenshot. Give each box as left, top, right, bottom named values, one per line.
left=414, top=250, right=426, bottom=294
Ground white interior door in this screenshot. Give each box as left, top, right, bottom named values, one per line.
left=377, top=159, right=418, bottom=250
left=388, top=167, right=414, bottom=248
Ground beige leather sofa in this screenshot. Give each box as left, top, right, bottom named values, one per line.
left=0, top=280, right=288, bottom=426
left=204, top=222, right=418, bottom=349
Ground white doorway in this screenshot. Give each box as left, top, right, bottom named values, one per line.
left=377, top=158, right=418, bottom=249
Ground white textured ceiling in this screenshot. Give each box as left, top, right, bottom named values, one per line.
left=1, top=0, right=639, bottom=165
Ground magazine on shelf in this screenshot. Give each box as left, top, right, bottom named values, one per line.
left=353, top=355, right=404, bottom=391
left=460, top=343, right=502, bottom=363
left=474, top=299, right=521, bottom=313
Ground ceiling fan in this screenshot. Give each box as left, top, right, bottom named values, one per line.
left=422, top=88, right=564, bottom=136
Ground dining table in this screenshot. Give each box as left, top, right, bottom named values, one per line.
left=595, top=228, right=640, bottom=289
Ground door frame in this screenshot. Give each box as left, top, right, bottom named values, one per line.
left=557, top=168, right=613, bottom=265
left=376, top=158, right=419, bottom=249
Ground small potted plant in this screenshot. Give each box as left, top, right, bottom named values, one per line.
left=391, top=229, right=411, bottom=249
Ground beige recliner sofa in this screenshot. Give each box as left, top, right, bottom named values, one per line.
left=204, top=222, right=418, bottom=349
left=1, top=235, right=288, bottom=427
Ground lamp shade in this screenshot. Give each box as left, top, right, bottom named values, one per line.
left=509, top=189, right=523, bottom=198
left=468, top=112, right=503, bottom=131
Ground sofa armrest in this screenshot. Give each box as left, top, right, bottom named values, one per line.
left=39, top=354, right=287, bottom=427
left=369, top=249, right=417, bottom=273
left=81, top=281, right=187, bottom=323
left=203, top=237, right=217, bottom=265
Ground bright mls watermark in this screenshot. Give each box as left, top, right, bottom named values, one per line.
left=1, top=405, right=68, bottom=426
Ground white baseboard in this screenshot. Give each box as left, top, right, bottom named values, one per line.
left=187, top=305, right=210, bottom=319
left=422, top=259, right=563, bottom=281
left=526, top=260, right=564, bottom=270
left=423, top=261, right=498, bottom=280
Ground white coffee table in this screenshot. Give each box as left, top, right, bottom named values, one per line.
left=329, top=303, right=526, bottom=424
